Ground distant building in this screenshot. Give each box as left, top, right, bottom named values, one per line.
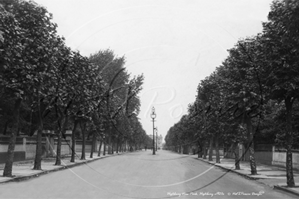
left=157, top=134, right=163, bottom=149
left=147, top=134, right=163, bottom=149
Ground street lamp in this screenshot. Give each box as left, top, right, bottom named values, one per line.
left=155, top=127, right=158, bottom=151
left=150, top=107, right=156, bottom=155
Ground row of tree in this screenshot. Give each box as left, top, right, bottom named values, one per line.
left=165, top=0, right=298, bottom=187
left=0, top=0, right=150, bottom=177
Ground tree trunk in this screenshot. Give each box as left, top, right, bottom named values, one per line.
left=119, top=142, right=122, bottom=152
left=90, top=132, right=96, bottom=158
left=33, top=125, right=43, bottom=170
left=56, top=115, right=68, bottom=165
left=285, top=97, right=295, bottom=187
left=3, top=120, right=9, bottom=135
left=198, top=142, right=202, bottom=158
left=33, top=92, right=43, bottom=170
left=208, top=137, right=213, bottom=161
left=108, top=127, right=112, bottom=154
left=203, top=143, right=207, bottom=159
left=116, top=140, right=119, bottom=154
left=71, top=120, right=78, bottom=162
left=98, top=140, right=102, bottom=157
left=234, top=142, right=240, bottom=170
left=3, top=98, right=22, bottom=177
left=55, top=128, right=62, bottom=165
left=80, top=121, right=86, bottom=160
left=215, top=136, right=220, bottom=163
left=246, top=117, right=257, bottom=175
left=103, top=138, right=106, bottom=156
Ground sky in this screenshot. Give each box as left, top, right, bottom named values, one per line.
left=33, top=0, right=274, bottom=141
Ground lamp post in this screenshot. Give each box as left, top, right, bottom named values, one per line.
left=155, top=127, right=158, bottom=151
left=150, top=107, right=156, bottom=155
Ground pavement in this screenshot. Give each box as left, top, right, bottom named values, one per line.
left=0, top=151, right=125, bottom=184
left=189, top=154, right=299, bottom=196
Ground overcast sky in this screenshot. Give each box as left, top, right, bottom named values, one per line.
left=34, top=0, right=273, bottom=141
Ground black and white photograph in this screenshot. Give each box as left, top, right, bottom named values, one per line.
left=0, top=0, right=298, bottom=198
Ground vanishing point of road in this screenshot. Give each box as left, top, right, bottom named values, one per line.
left=0, top=150, right=296, bottom=199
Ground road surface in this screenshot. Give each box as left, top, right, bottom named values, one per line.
left=0, top=150, right=296, bottom=199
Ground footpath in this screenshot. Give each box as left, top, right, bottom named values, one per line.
left=190, top=154, right=299, bottom=196
left=0, top=152, right=123, bottom=184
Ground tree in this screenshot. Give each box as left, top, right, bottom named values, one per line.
left=0, top=0, right=59, bottom=174
left=217, top=37, right=268, bottom=175
left=89, top=50, right=146, bottom=155
left=261, top=0, right=298, bottom=186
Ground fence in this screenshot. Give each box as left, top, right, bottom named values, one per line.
left=0, top=134, right=130, bottom=164
left=272, top=147, right=299, bottom=169
left=0, top=136, right=95, bottom=163
left=224, top=143, right=298, bottom=170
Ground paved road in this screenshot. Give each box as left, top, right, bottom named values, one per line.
left=0, top=150, right=296, bottom=199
